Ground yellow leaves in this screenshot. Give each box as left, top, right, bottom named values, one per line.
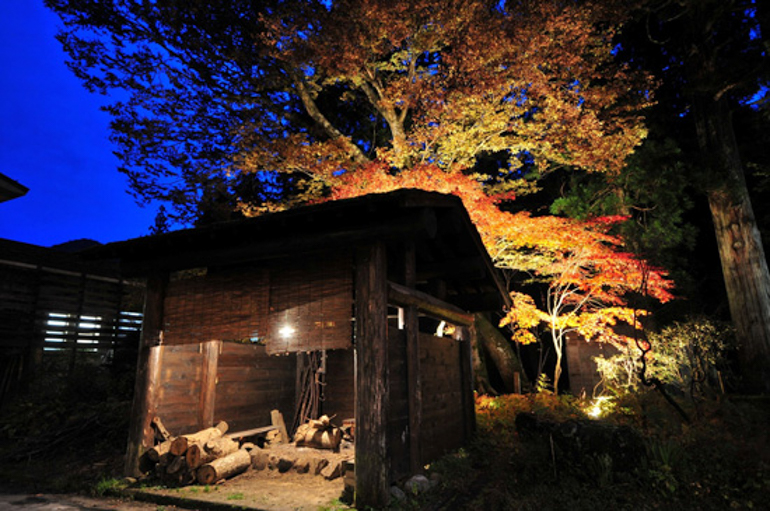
left=500, top=292, right=547, bottom=345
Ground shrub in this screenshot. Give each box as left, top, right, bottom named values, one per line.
left=594, top=316, right=734, bottom=398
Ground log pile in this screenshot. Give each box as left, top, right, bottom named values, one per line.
left=142, top=412, right=353, bottom=488
left=143, top=417, right=267, bottom=486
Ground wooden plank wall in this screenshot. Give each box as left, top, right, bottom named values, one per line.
left=419, top=332, right=465, bottom=464
left=152, top=342, right=297, bottom=436
left=154, top=344, right=205, bottom=434
left=387, top=323, right=411, bottom=481
left=214, top=343, right=296, bottom=432
left=323, top=348, right=355, bottom=422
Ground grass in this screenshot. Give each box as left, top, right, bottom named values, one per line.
left=92, top=477, right=129, bottom=497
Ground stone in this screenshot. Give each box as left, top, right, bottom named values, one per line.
left=277, top=457, right=295, bottom=473
left=390, top=485, right=407, bottom=501
left=309, top=457, right=329, bottom=475
left=321, top=460, right=343, bottom=480
left=294, top=456, right=310, bottom=474
left=404, top=474, right=432, bottom=495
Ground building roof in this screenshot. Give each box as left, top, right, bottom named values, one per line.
left=88, top=189, right=509, bottom=312
left=0, top=237, right=119, bottom=279
left=0, top=173, right=28, bottom=203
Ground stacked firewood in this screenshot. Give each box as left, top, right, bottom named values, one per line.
left=143, top=418, right=253, bottom=486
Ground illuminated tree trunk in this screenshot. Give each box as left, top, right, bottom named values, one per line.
left=695, top=95, right=770, bottom=393
left=551, top=323, right=564, bottom=395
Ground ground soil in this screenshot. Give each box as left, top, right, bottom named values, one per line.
left=135, top=466, right=348, bottom=511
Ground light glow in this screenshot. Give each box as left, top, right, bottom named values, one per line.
left=278, top=325, right=296, bottom=338
left=587, top=396, right=613, bottom=419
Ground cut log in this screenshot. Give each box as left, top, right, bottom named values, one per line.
left=298, top=428, right=342, bottom=450
left=294, top=416, right=343, bottom=450
left=151, top=416, right=172, bottom=442
left=145, top=439, right=173, bottom=463
left=206, top=436, right=240, bottom=457
left=170, top=421, right=228, bottom=456
left=186, top=436, right=239, bottom=469
left=271, top=409, right=289, bottom=444
left=167, top=455, right=186, bottom=475
left=196, top=449, right=251, bottom=485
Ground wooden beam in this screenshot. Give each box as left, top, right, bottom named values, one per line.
left=387, top=281, right=474, bottom=326
left=355, top=243, right=390, bottom=509
left=125, top=272, right=167, bottom=477
left=229, top=425, right=277, bottom=439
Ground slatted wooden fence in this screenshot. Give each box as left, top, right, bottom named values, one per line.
left=0, top=244, right=142, bottom=407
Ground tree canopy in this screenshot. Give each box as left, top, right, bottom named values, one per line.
left=48, top=0, right=653, bottom=222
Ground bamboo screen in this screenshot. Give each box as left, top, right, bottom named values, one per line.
left=163, top=268, right=270, bottom=345
left=266, top=251, right=353, bottom=354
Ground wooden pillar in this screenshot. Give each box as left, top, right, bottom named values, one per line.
left=199, top=340, right=221, bottom=429
left=459, top=325, right=477, bottom=440
left=355, top=243, right=390, bottom=508
left=404, top=242, right=422, bottom=474
left=125, top=272, right=168, bottom=476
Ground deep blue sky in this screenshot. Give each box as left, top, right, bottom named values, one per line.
left=0, top=1, right=157, bottom=248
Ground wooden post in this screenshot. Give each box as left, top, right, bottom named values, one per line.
left=199, top=340, right=220, bottom=429
left=355, top=243, right=390, bottom=509
left=125, top=272, right=167, bottom=476
left=404, top=242, right=422, bottom=475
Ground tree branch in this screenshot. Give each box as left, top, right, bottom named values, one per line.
left=293, top=77, right=370, bottom=164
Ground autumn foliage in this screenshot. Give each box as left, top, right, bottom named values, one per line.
left=331, top=161, right=675, bottom=392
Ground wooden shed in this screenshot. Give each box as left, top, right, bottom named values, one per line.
left=95, top=189, right=507, bottom=507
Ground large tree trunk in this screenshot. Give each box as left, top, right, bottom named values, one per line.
left=475, top=313, right=530, bottom=394
left=695, top=95, right=770, bottom=393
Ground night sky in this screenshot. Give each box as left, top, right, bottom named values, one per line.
left=0, top=2, right=157, bottom=248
